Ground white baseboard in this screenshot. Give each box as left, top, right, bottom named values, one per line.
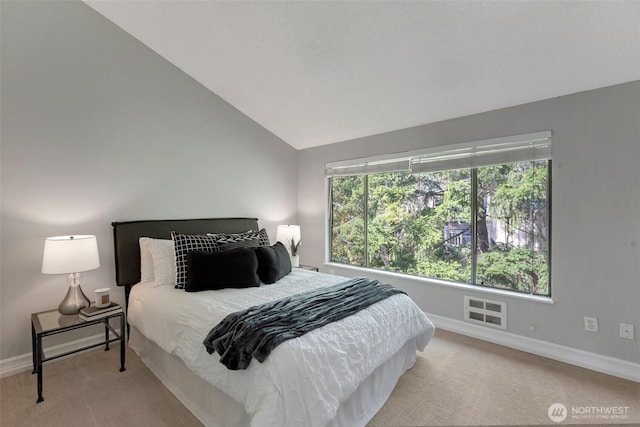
left=4, top=316, right=637, bottom=383
left=427, top=313, right=640, bottom=383
left=0, top=333, right=116, bottom=378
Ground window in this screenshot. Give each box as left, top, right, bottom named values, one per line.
left=328, top=132, right=551, bottom=296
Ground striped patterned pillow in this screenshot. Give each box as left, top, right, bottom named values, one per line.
left=211, top=228, right=271, bottom=251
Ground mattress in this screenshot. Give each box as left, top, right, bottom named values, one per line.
left=128, top=268, right=435, bottom=427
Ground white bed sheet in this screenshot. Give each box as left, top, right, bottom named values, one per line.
left=128, top=269, right=435, bottom=427
left=129, top=326, right=422, bottom=427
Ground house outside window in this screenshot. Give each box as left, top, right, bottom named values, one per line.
left=327, top=132, right=552, bottom=297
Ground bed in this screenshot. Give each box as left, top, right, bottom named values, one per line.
left=112, top=217, right=435, bottom=427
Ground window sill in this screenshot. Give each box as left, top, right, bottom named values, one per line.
left=323, top=262, right=554, bottom=305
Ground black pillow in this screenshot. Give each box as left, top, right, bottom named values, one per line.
left=186, top=248, right=260, bottom=292
left=255, top=242, right=292, bottom=284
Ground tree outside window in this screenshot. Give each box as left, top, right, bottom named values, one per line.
left=330, top=160, right=550, bottom=296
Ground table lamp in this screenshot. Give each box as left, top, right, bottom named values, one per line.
left=42, top=235, right=100, bottom=315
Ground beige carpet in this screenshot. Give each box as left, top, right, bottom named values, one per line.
left=369, top=330, right=639, bottom=426
left=0, top=344, right=200, bottom=427
left=1, top=329, right=638, bottom=427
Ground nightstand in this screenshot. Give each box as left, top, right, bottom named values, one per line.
left=299, top=265, right=319, bottom=272
left=31, top=308, right=126, bottom=403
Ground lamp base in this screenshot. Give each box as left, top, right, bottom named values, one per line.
left=58, top=284, right=90, bottom=315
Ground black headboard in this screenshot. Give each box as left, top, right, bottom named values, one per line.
left=112, top=217, right=260, bottom=288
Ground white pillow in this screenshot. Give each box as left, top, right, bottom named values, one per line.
left=143, top=237, right=176, bottom=287
left=139, top=237, right=155, bottom=283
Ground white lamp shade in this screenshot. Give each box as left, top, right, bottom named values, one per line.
left=276, top=225, right=301, bottom=245
left=42, top=235, right=100, bottom=274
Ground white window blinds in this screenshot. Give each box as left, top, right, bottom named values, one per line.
left=325, top=131, right=552, bottom=177
left=325, top=158, right=410, bottom=177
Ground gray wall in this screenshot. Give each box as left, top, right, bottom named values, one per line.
left=2, top=0, right=638, bottom=368
left=298, top=81, right=640, bottom=363
left=0, top=1, right=297, bottom=360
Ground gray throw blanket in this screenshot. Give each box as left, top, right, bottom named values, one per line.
left=203, top=277, right=405, bottom=370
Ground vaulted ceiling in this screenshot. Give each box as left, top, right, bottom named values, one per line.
left=84, top=1, right=640, bottom=150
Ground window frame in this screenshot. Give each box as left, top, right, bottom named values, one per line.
left=326, top=131, right=552, bottom=298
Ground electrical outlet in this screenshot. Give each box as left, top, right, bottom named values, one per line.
left=619, top=323, right=634, bottom=340
left=584, top=316, right=598, bottom=332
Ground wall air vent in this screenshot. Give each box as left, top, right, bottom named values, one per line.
left=464, top=296, right=507, bottom=329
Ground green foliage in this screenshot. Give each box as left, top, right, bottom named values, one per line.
left=331, top=176, right=365, bottom=265
left=477, top=246, right=549, bottom=295
left=289, top=237, right=301, bottom=256
left=330, top=161, right=550, bottom=296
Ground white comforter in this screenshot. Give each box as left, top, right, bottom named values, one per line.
left=128, top=269, right=434, bottom=427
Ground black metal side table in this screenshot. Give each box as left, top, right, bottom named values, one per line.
left=31, top=308, right=126, bottom=403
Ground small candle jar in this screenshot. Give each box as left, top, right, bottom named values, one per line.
left=95, top=288, right=111, bottom=308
